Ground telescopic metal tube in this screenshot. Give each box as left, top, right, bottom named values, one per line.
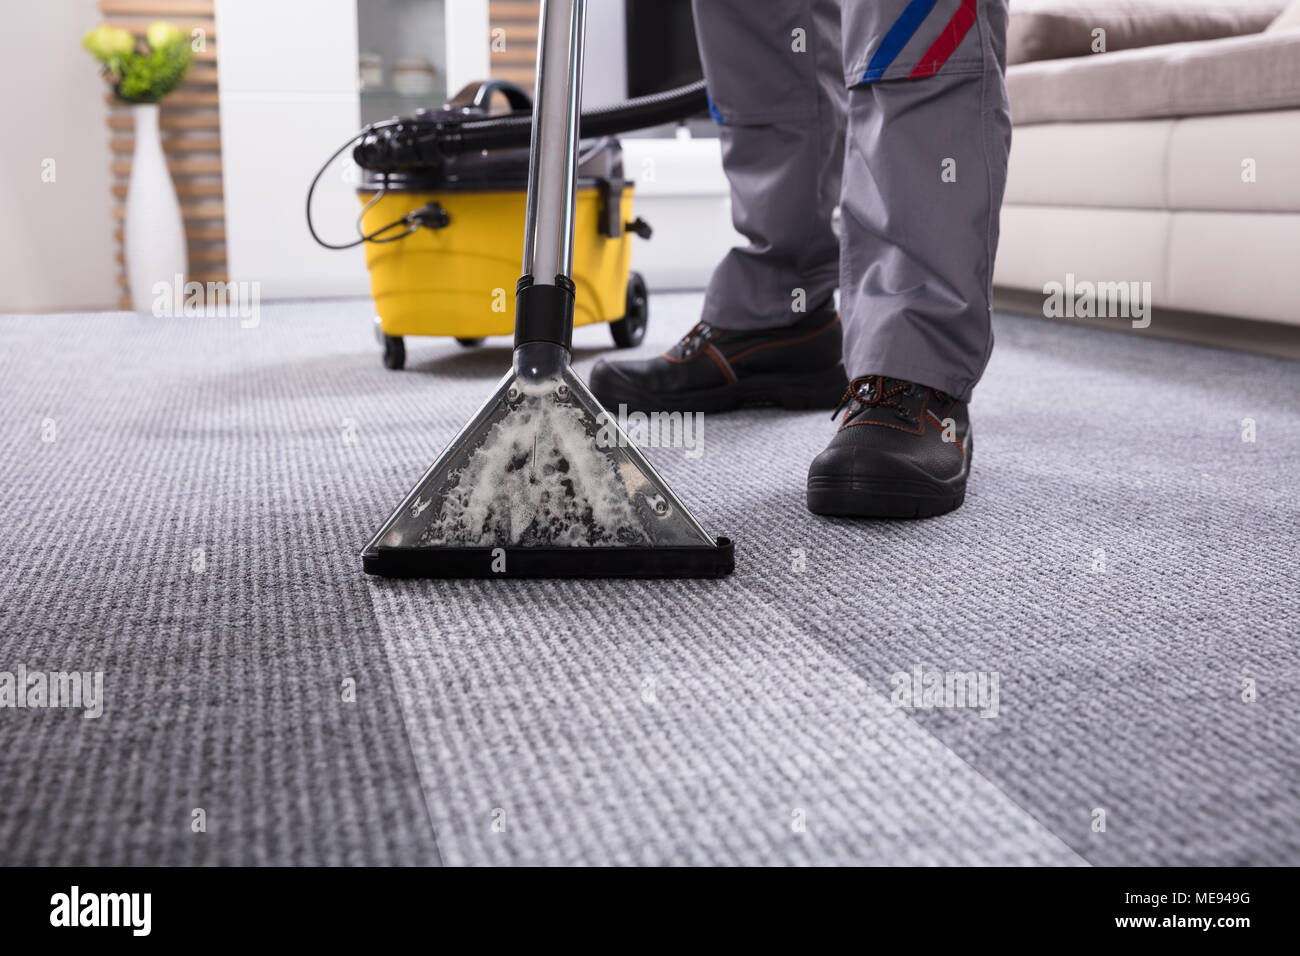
left=520, top=0, right=586, bottom=284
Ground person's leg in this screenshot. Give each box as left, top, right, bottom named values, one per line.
left=693, top=0, right=846, bottom=331
left=590, top=0, right=849, bottom=414
left=838, top=0, right=1011, bottom=400
left=807, top=0, right=1012, bottom=518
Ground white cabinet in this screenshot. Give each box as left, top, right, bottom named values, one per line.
left=358, top=0, right=489, bottom=125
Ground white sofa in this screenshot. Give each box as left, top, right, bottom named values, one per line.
left=995, top=1, right=1300, bottom=326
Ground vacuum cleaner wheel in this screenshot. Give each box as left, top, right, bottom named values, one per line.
left=609, top=271, right=649, bottom=349
left=382, top=335, right=406, bottom=370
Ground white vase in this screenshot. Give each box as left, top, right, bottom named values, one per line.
left=125, top=103, right=188, bottom=312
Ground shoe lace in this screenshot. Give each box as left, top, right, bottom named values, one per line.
left=832, top=376, right=948, bottom=423
left=674, top=321, right=717, bottom=357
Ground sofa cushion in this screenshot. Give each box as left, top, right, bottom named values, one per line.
left=993, top=205, right=1300, bottom=326
left=1004, top=121, right=1173, bottom=209
left=1008, top=30, right=1300, bottom=123
left=1004, top=111, right=1300, bottom=213
left=1167, top=212, right=1300, bottom=323
left=1168, top=110, right=1300, bottom=212
left=1008, top=0, right=1285, bottom=65
left=993, top=205, right=1172, bottom=301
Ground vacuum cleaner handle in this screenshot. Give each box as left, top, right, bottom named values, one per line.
left=349, top=80, right=707, bottom=174
left=512, top=0, right=586, bottom=367
left=446, top=78, right=533, bottom=113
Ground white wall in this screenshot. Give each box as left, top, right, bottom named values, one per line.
left=0, top=0, right=116, bottom=313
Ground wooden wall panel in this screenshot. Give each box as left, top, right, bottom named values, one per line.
left=97, top=0, right=226, bottom=307
left=489, top=0, right=540, bottom=89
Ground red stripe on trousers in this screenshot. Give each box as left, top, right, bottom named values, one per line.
left=909, top=0, right=977, bottom=79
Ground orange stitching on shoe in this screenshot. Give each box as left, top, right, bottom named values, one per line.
left=842, top=418, right=924, bottom=436
left=703, top=345, right=737, bottom=384
left=723, top=314, right=841, bottom=363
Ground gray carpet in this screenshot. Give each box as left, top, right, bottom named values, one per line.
left=1, top=294, right=1296, bottom=865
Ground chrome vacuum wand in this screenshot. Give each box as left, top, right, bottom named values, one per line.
left=513, top=0, right=585, bottom=388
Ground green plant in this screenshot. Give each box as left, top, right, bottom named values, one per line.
left=83, top=22, right=192, bottom=104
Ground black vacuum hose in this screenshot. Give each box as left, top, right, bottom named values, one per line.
left=354, top=79, right=709, bottom=172
left=462, top=78, right=708, bottom=150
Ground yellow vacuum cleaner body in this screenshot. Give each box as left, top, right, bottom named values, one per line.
left=357, top=132, right=650, bottom=368
left=362, top=184, right=633, bottom=338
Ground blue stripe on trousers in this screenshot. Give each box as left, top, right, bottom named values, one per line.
left=861, top=0, right=941, bottom=83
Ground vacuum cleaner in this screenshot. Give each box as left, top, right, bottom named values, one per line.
left=347, top=83, right=655, bottom=369
left=341, top=0, right=732, bottom=579
left=309, top=60, right=709, bottom=370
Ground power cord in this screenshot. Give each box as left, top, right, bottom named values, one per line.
left=306, top=121, right=449, bottom=250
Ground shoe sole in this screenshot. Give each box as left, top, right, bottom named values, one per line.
left=806, top=478, right=966, bottom=518
left=806, top=440, right=973, bottom=520
left=593, top=363, right=848, bottom=414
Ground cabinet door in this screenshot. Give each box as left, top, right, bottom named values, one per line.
left=217, top=0, right=366, bottom=297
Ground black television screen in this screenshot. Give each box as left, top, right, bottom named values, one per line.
left=625, top=0, right=705, bottom=98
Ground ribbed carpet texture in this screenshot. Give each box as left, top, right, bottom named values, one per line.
left=0, top=294, right=1296, bottom=866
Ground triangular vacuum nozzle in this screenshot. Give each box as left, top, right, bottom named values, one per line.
left=362, top=362, right=732, bottom=578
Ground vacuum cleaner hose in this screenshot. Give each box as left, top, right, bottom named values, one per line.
left=353, top=79, right=709, bottom=172
left=463, top=78, right=709, bottom=151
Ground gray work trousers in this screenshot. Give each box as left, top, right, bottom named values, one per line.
left=692, top=0, right=1011, bottom=401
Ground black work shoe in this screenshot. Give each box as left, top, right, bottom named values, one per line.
left=806, top=375, right=971, bottom=518
left=589, top=304, right=847, bottom=414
